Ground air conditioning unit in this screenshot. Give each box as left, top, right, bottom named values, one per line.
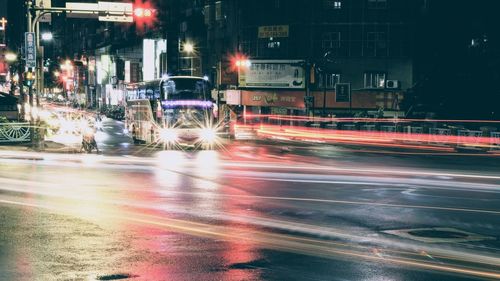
left=386, top=80, right=400, bottom=89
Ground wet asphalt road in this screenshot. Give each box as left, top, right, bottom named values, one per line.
left=0, top=118, right=499, bottom=281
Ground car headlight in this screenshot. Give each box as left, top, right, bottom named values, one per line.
left=200, top=128, right=217, bottom=143
left=159, top=128, right=177, bottom=143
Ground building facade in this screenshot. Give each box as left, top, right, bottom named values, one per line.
left=50, top=0, right=421, bottom=116
left=204, top=0, right=420, bottom=116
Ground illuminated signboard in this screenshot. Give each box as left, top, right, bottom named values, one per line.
left=238, top=60, right=305, bottom=89
left=258, top=25, right=289, bottom=38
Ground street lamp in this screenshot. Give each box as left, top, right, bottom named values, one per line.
left=41, top=32, right=53, bottom=41
left=5, top=52, right=17, bottom=62
left=183, top=42, right=194, bottom=54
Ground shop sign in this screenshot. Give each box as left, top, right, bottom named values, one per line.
left=24, top=32, right=36, bottom=68
left=226, top=90, right=241, bottom=105
left=241, top=91, right=305, bottom=108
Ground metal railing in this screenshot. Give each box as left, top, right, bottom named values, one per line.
left=0, top=122, right=32, bottom=143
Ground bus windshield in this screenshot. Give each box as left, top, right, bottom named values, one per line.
left=162, top=78, right=209, bottom=100
left=164, top=107, right=211, bottom=128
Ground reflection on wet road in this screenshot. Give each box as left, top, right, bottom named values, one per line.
left=1, top=145, right=500, bottom=280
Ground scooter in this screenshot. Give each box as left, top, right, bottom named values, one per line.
left=81, top=134, right=99, bottom=153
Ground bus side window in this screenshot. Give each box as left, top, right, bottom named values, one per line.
left=146, top=88, right=154, bottom=100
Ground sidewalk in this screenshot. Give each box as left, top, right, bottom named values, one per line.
left=0, top=140, right=80, bottom=153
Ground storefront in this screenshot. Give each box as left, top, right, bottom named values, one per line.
left=240, top=90, right=305, bottom=115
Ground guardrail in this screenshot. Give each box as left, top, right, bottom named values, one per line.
left=491, top=132, right=500, bottom=151
left=0, top=122, right=31, bottom=143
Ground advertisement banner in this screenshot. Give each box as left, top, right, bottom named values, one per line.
left=238, top=60, right=305, bottom=89
left=219, top=60, right=237, bottom=86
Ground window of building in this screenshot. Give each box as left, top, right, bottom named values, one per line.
left=367, top=0, right=387, bottom=9
left=215, top=1, right=222, bottom=21
left=204, top=5, right=210, bottom=25
left=365, top=31, right=387, bottom=57
left=323, top=0, right=342, bottom=9
left=364, top=72, right=386, bottom=88
left=322, top=32, right=341, bottom=50
left=319, top=73, right=341, bottom=89
left=267, top=40, right=281, bottom=49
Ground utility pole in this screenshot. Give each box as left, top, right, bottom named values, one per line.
left=26, top=0, right=33, bottom=109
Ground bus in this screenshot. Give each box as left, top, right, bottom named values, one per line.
left=125, top=76, right=220, bottom=148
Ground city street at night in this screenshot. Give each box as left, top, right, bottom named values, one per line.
left=1, top=0, right=500, bottom=280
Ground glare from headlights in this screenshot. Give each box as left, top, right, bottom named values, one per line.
left=159, top=128, right=178, bottom=143
left=200, top=128, right=217, bottom=143
left=95, top=121, right=103, bottom=130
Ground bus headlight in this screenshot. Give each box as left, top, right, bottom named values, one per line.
left=200, top=128, right=217, bottom=143
left=159, top=128, right=177, bottom=143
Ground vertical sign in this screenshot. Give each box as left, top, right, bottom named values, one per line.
left=218, top=60, right=237, bottom=86
left=124, top=61, right=131, bottom=83
left=25, top=32, right=36, bottom=68
left=0, top=17, right=7, bottom=46
left=335, top=83, right=351, bottom=102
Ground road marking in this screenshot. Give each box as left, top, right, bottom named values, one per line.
left=221, top=162, right=500, bottom=180
left=1, top=197, right=500, bottom=280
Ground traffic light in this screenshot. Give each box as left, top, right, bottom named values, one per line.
left=23, top=71, right=36, bottom=87
left=234, top=59, right=251, bottom=68
left=232, top=55, right=251, bottom=70
left=133, top=1, right=156, bottom=26
left=134, top=7, right=154, bottom=18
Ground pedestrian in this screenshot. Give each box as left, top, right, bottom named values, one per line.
left=81, top=125, right=99, bottom=153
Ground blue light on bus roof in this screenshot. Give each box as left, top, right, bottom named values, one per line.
left=162, top=100, right=213, bottom=108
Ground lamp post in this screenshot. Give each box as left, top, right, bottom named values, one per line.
left=38, top=32, right=53, bottom=105
left=319, top=51, right=335, bottom=117
left=5, top=52, right=17, bottom=62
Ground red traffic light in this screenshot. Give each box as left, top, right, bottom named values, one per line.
left=133, top=7, right=155, bottom=18
left=229, top=54, right=251, bottom=71
left=234, top=59, right=251, bottom=68
left=134, top=8, right=144, bottom=17
left=133, top=1, right=156, bottom=30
